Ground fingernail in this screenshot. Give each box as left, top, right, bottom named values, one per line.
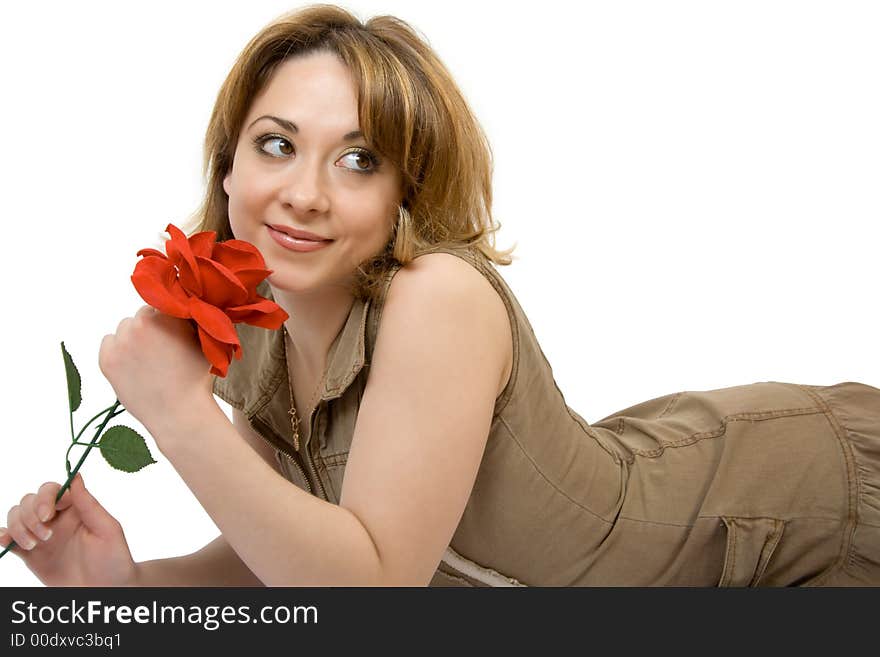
left=38, top=506, right=51, bottom=522
left=22, top=537, right=36, bottom=550
left=38, top=527, right=52, bottom=541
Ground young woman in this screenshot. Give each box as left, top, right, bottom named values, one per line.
left=2, top=4, right=878, bottom=586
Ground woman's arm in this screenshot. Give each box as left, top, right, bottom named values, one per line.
left=134, top=534, right=264, bottom=586
left=339, top=253, right=512, bottom=584
left=151, top=253, right=510, bottom=586
left=134, top=407, right=280, bottom=586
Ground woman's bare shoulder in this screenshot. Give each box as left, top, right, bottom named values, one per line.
left=392, top=251, right=497, bottom=296
left=384, top=252, right=513, bottom=396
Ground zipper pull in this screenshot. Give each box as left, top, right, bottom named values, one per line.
left=287, top=406, right=301, bottom=452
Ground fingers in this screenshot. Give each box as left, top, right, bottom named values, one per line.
left=135, top=305, right=156, bottom=319
left=2, top=480, right=74, bottom=554
left=115, top=316, right=132, bottom=335
left=98, top=334, right=115, bottom=377
left=36, top=481, right=64, bottom=522
left=54, top=482, right=75, bottom=511
left=6, top=494, right=50, bottom=552
left=69, top=473, right=118, bottom=537
left=100, top=309, right=154, bottom=376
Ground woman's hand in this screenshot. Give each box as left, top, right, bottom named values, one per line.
left=99, top=305, right=217, bottom=446
left=0, top=474, right=140, bottom=587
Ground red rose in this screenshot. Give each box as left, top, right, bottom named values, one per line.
left=131, top=223, right=288, bottom=377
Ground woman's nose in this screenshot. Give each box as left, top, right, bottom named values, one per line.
left=278, top=157, right=330, bottom=214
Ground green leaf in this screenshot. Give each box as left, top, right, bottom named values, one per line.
left=60, top=341, right=82, bottom=413
left=99, top=425, right=158, bottom=473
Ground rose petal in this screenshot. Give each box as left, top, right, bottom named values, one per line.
left=187, top=296, right=239, bottom=345
left=226, top=301, right=289, bottom=328
left=188, top=230, right=217, bottom=259
left=247, top=306, right=289, bottom=329
left=236, top=268, right=273, bottom=297
left=212, top=240, right=268, bottom=273
left=130, top=256, right=191, bottom=318
left=136, top=248, right=166, bottom=259
left=165, top=223, right=203, bottom=297
left=195, top=256, right=250, bottom=308
left=196, top=324, right=239, bottom=378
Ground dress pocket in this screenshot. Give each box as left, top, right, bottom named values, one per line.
left=717, top=516, right=785, bottom=587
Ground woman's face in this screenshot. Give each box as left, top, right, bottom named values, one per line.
left=223, top=51, right=402, bottom=294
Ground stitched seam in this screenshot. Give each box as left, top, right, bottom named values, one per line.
left=325, top=300, right=370, bottom=397
left=726, top=521, right=737, bottom=587
left=630, top=407, right=825, bottom=458
left=369, top=264, right=400, bottom=357
left=247, top=333, right=286, bottom=417
left=657, top=392, right=683, bottom=419
left=793, top=385, right=860, bottom=585
left=751, top=520, right=784, bottom=586
left=248, top=366, right=284, bottom=417
left=613, top=515, right=845, bottom=529
left=323, top=454, right=348, bottom=468
left=498, top=415, right=610, bottom=523
left=240, top=282, right=287, bottom=415
left=325, top=359, right=366, bottom=400
left=700, top=514, right=842, bottom=522
left=473, top=259, right=520, bottom=417
left=212, top=381, right=244, bottom=411
left=567, top=410, right=625, bottom=464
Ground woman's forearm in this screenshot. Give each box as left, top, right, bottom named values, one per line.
left=156, top=401, right=384, bottom=586
left=133, top=534, right=265, bottom=587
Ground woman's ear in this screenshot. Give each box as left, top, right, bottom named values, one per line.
left=223, top=173, right=231, bottom=196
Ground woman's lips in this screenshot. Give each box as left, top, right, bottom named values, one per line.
left=267, top=226, right=333, bottom=252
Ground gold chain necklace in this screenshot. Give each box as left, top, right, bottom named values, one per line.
left=281, top=324, right=327, bottom=452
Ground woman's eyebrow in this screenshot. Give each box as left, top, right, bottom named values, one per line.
left=247, top=114, right=363, bottom=141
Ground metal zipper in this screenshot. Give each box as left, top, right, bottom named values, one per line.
left=303, top=402, right=328, bottom=501
left=280, top=449, right=314, bottom=497
left=249, top=416, right=313, bottom=496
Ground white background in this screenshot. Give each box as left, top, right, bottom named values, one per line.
left=0, top=0, right=877, bottom=586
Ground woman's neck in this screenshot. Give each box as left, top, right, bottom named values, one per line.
left=270, top=283, right=356, bottom=380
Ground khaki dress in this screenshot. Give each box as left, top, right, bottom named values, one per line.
left=212, top=245, right=880, bottom=586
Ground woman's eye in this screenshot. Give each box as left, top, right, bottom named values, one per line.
left=254, top=136, right=293, bottom=157
left=339, top=150, right=379, bottom=175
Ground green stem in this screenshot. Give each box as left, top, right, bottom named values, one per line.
left=65, top=440, right=105, bottom=473
left=0, top=399, right=125, bottom=560
left=65, top=405, right=124, bottom=475
left=74, top=404, right=122, bottom=443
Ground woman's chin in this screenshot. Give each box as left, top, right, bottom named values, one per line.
left=266, top=270, right=304, bottom=290
left=265, top=270, right=326, bottom=295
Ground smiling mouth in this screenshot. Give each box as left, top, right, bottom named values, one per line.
left=268, top=227, right=331, bottom=242
left=267, top=223, right=333, bottom=242
left=267, top=225, right=334, bottom=252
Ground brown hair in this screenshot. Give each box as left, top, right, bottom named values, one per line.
left=182, top=3, right=517, bottom=303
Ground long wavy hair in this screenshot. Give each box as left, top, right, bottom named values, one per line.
left=182, top=3, right=517, bottom=303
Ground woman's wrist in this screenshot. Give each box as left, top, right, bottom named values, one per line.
left=125, top=561, right=145, bottom=587
left=149, top=397, right=226, bottom=458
